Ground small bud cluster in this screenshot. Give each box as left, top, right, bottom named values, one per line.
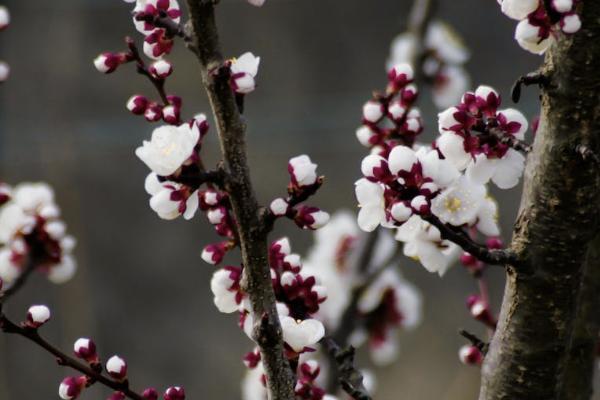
left=200, top=189, right=237, bottom=265
left=0, top=183, right=77, bottom=286
left=356, top=64, right=422, bottom=151
left=127, top=0, right=181, bottom=59
left=267, top=155, right=330, bottom=230
left=388, top=21, right=470, bottom=109
left=210, top=238, right=327, bottom=356
left=437, top=85, right=528, bottom=189
left=498, top=0, right=582, bottom=54
left=0, top=5, right=10, bottom=82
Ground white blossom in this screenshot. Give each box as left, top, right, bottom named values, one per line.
left=136, top=123, right=199, bottom=176
left=230, top=52, right=261, bottom=94
left=279, top=316, right=325, bottom=352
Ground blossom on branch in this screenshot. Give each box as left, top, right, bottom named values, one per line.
left=0, top=182, right=77, bottom=285
left=498, top=0, right=582, bottom=54
left=437, top=85, right=528, bottom=189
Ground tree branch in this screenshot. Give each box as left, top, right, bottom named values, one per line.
left=125, top=37, right=170, bottom=106
left=0, top=315, right=144, bottom=400
left=423, top=214, right=519, bottom=266
left=183, top=1, right=295, bottom=399
left=321, top=337, right=371, bottom=400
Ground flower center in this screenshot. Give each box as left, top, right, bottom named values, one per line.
left=445, top=197, right=462, bottom=213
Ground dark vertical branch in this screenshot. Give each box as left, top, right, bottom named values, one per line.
left=406, top=0, right=437, bottom=82
left=182, top=1, right=295, bottom=399
left=480, top=2, right=600, bottom=399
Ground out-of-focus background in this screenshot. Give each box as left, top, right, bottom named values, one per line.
left=0, top=0, right=579, bottom=399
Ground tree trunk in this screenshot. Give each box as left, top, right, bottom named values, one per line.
left=479, top=2, right=600, bottom=399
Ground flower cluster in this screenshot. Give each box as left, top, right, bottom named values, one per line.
left=0, top=5, right=9, bottom=82
left=126, top=0, right=181, bottom=59
left=437, top=85, right=527, bottom=189
left=303, top=213, right=423, bottom=366
left=388, top=21, right=470, bottom=109
left=268, top=155, right=330, bottom=230
left=211, top=237, right=327, bottom=353
left=356, top=64, right=423, bottom=152
left=0, top=183, right=76, bottom=286
left=355, top=66, right=509, bottom=278
left=498, top=0, right=582, bottom=54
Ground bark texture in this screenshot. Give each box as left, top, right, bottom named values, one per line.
left=560, top=234, right=600, bottom=400
left=184, top=1, right=295, bottom=399
left=480, top=2, right=600, bottom=399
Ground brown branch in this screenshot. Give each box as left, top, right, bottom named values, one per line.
left=321, top=337, right=371, bottom=400
left=125, top=37, right=170, bottom=106
left=511, top=71, right=553, bottom=103
left=423, top=214, right=519, bottom=266
left=0, top=315, right=144, bottom=400
left=183, top=1, right=295, bottom=399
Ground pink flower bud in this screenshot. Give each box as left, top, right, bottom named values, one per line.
left=486, top=237, right=503, bottom=250
left=294, top=206, right=330, bottom=230
left=201, top=242, right=229, bottom=265
left=361, top=154, right=390, bottom=181
left=460, top=252, right=478, bottom=267
left=94, top=52, right=125, bottom=74
left=243, top=348, right=261, bottom=368
left=288, top=155, right=318, bottom=188
left=299, top=360, right=320, bottom=380
left=410, top=195, right=430, bottom=214
left=142, top=388, right=159, bottom=400
left=144, top=103, right=163, bottom=122
left=164, top=386, right=185, bottom=400
left=26, top=305, right=51, bottom=328
left=269, top=198, right=289, bottom=217
left=388, top=63, right=414, bottom=88
left=127, top=95, right=148, bottom=115
left=108, top=392, right=126, bottom=400
left=162, top=105, right=180, bottom=125
left=191, top=113, right=209, bottom=138
left=58, top=376, right=87, bottom=400
left=74, top=338, right=98, bottom=363
left=282, top=254, right=302, bottom=273
left=106, top=355, right=127, bottom=380
left=149, top=60, right=173, bottom=79
left=458, top=345, right=483, bottom=365
left=391, top=201, right=412, bottom=223
left=362, top=101, right=384, bottom=123
left=0, top=6, right=10, bottom=31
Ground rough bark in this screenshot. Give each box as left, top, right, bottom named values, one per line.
left=479, top=2, right=600, bottom=399
left=559, top=234, right=600, bottom=400
left=183, top=1, right=296, bottom=399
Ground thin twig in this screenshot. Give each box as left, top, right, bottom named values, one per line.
left=0, top=315, right=144, bottom=400
left=423, top=214, right=519, bottom=266
left=459, top=329, right=489, bottom=355
left=125, top=37, right=170, bottom=107
left=321, top=337, right=372, bottom=400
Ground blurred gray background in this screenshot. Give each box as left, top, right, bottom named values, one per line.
left=0, top=0, right=580, bottom=399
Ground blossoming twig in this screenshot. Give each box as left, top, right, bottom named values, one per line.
left=0, top=315, right=146, bottom=400
left=183, top=1, right=296, bottom=398
left=125, top=37, right=170, bottom=106
left=134, top=12, right=188, bottom=41
left=423, top=214, right=519, bottom=266
left=321, top=337, right=371, bottom=400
